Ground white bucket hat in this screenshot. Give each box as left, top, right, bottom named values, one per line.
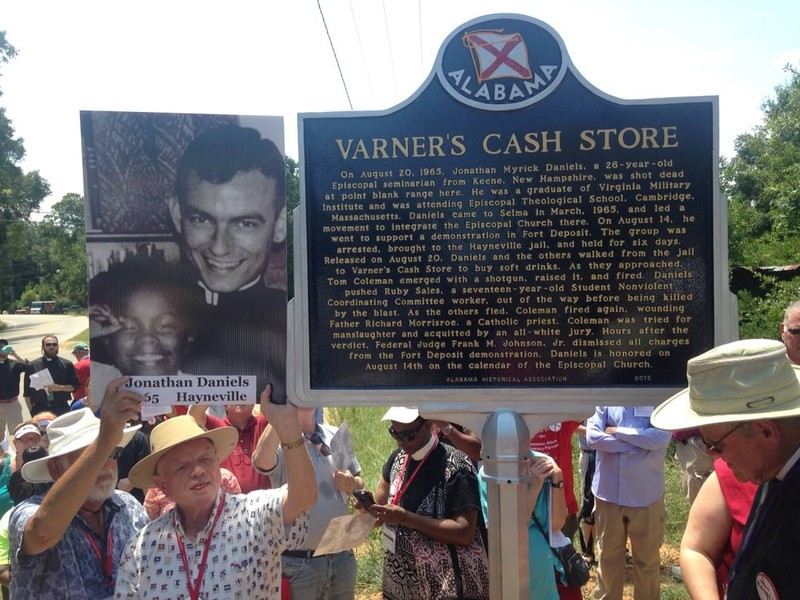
left=651, top=339, right=800, bottom=431
left=381, top=406, right=421, bottom=423
left=22, top=408, right=141, bottom=483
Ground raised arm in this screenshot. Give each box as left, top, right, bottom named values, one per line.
left=22, top=378, right=143, bottom=555
left=252, top=422, right=280, bottom=473
left=431, top=420, right=482, bottom=462
left=187, top=403, right=209, bottom=429
left=259, top=386, right=316, bottom=527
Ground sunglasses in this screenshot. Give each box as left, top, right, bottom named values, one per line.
left=784, top=326, right=800, bottom=335
left=701, top=422, right=745, bottom=454
left=308, top=432, right=331, bottom=457
left=44, top=343, right=59, bottom=347
left=388, top=420, right=426, bottom=442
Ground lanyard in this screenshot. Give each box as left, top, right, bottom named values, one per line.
left=80, top=511, right=115, bottom=592
left=391, top=440, right=437, bottom=506
left=176, top=495, right=227, bottom=600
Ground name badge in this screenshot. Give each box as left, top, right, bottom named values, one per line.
left=634, top=406, right=654, bottom=418
left=383, top=525, right=396, bottom=554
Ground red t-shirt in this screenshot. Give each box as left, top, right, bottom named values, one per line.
left=529, top=421, right=580, bottom=514
left=715, top=458, right=758, bottom=594
left=205, top=413, right=271, bottom=493
left=73, top=356, right=91, bottom=400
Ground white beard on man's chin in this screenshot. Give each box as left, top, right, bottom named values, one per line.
left=87, top=465, right=118, bottom=503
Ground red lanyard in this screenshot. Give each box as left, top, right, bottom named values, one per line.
left=82, top=518, right=114, bottom=592
left=391, top=440, right=437, bottom=506
left=176, top=495, right=227, bottom=600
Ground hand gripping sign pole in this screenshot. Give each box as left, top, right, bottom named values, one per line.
left=481, top=410, right=533, bottom=600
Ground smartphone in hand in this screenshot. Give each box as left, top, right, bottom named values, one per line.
left=353, top=489, right=375, bottom=509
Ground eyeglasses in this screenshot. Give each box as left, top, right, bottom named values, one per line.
left=44, top=343, right=58, bottom=347
left=784, top=326, right=800, bottom=335
left=388, top=420, right=426, bottom=442
left=701, top=422, right=745, bottom=454
left=109, top=447, right=123, bottom=460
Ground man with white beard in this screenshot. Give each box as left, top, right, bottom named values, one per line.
left=8, top=377, right=149, bottom=600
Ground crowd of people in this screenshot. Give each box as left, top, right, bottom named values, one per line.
left=0, top=118, right=797, bottom=597
left=0, top=300, right=796, bottom=598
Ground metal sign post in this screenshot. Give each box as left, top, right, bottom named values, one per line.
left=481, top=410, right=532, bottom=600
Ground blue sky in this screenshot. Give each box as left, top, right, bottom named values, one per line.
left=3, top=0, right=799, bottom=212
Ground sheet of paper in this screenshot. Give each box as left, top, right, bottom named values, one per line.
left=329, top=422, right=355, bottom=471
left=313, top=512, right=377, bottom=556
left=29, top=369, right=55, bottom=391
left=140, top=404, right=173, bottom=420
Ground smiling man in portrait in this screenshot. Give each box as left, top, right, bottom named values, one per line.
left=168, top=124, right=288, bottom=402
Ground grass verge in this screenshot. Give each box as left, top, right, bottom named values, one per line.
left=331, top=409, right=692, bottom=599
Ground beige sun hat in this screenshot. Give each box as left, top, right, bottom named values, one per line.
left=22, top=408, right=141, bottom=484
left=128, top=415, right=238, bottom=489
left=651, top=339, right=800, bottom=431
left=381, top=406, right=421, bottom=423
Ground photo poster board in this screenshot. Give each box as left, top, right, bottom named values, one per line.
left=81, top=111, right=288, bottom=414
left=293, top=13, right=727, bottom=411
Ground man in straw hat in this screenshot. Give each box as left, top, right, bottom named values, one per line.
left=651, top=338, right=800, bottom=600
left=8, top=377, right=148, bottom=600
left=115, top=385, right=316, bottom=599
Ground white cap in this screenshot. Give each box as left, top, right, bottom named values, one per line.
left=381, top=406, right=420, bottom=423
left=14, top=424, right=42, bottom=440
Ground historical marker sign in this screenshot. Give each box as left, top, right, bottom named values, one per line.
left=292, top=14, right=727, bottom=408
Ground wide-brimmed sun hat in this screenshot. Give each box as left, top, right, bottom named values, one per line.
left=651, top=339, right=800, bottom=431
left=381, top=406, right=421, bottom=423
left=22, top=408, right=141, bottom=483
left=128, top=415, right=238, bottom=489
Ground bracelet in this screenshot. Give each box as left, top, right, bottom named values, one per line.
left=551, top=480, right=564, bottom=488
left=282, top=437, right=305, bottom=450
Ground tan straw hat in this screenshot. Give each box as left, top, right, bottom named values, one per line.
left=128, top=415, right=238, bottom=489
left=22, top=408, right=140, bottom=483
left=651, top=339, right=800, bottom=431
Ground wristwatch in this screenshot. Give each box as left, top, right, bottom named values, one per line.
left=441, top=424, right=453, bottom=435
left=551, top=480, right=564, bottom=488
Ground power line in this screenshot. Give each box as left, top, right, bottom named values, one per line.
left=316, top=0, right=353, bottom=110
left=347, top=0, right=373, bottom=102
left=380, top=0, right=397, bottom=96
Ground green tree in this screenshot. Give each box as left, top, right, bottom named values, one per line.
left=723, top=64, right=800, bottom=267
left=723, top=63, right=800, bottom=338
left=20, top=193, right=88, bottom=308
left=0, top=30, right=51, bottom=309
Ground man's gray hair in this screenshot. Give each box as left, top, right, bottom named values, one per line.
left=783, top=300, right=800, bottom=324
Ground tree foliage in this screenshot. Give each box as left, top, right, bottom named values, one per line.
left=723, top=64, right=800, bottom=338
left=285, top=155, right=300, bottom=297
left=723, top=64, right=800, bottom=267
left=0, top=31, right=79, bottom=312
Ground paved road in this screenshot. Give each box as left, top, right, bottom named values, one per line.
left=0, top=314, right=89, bottom=360
left=0, top=314, right=89, bottom=421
